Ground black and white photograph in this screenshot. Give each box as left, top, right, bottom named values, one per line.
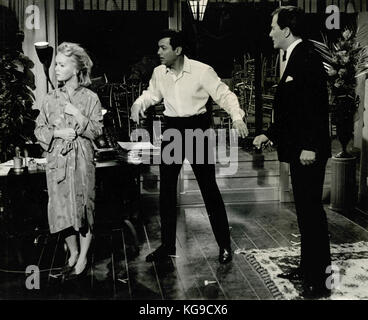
left=1, top=0, right=368, bottom=309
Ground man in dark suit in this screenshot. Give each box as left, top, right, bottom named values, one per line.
left=253, top=6, right=332, bottom=299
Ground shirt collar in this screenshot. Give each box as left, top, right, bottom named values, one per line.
left=165, top=55, right=191, bottom=74
left=284, top=39, right=303, bottom=62
left=182, top=55, right=191, bottom=73
left=58, top=85, right=83, bottom=94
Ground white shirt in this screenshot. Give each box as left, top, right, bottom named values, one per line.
left=281, top=39, right=303, bottom=76
left=134, top=56, right=245, bottom=122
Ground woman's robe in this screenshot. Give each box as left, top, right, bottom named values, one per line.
left=35, top=86, right=103, bottom=234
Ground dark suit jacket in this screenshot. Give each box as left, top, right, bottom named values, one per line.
left=266, top=41, right=331, bottom=163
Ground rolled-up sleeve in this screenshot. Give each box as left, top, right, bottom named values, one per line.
left=34, top=96, right=54, bottom=152
left=133, top=69, right=163, bottom=111
left=201, top=67, right=245, bottom=122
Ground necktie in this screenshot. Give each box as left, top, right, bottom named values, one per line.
left=281, top=50, right=287, bottom=77
left=282, top=50, right=287, bottom=62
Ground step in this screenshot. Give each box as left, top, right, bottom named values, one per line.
left=140, top=160, right=281, bottom=180
left=140, top=151, right=333, bottom=180
left=142, top=185, right=331, bottom=205
left=139, top=139, right=342, bottom=204
left=179, top=188, right=280, bottom=204
left=139, top=147, right=333, bottom=205
left=141, top=161, right=331, bottom=189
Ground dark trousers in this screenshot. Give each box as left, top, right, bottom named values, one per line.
left=289, top=158, right=331, bottom=287
left=159, top=113, right=231, bottom=250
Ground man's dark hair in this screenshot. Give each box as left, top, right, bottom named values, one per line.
left=271, top=6, right=305, bottom=38
left=158, top=29, right=185, bottom=54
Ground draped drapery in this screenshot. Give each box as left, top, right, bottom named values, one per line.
left=1, top=0, right=57, bottom=109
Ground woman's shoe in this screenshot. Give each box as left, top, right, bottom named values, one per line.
left=65, top=260, right=89, bottom=281
left=61, top=253, right=79, bottom=274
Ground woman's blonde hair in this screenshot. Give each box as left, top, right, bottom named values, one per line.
left=57, top=42, right=93, bottom=87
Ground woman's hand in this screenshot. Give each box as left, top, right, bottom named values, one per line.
left=64, top=103, right=80, bottom=117
left=54, top=128, right=76, bottom=141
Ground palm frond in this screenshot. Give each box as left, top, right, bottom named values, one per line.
left=355, top=45, right=368, bottom=78
left=356, top=16, right=368, bottom=47
left=310, top=39, right=334, bottom=64
left=322, top=62, right=333, bottom=73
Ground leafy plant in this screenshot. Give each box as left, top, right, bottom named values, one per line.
left=311, top=28, right=368, bottom=157
left=0, top=47, right=37, bottom=161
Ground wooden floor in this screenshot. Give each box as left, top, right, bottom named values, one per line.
left=1, top=139, right=366, bottom=300
left=1, top=199, right=368, bottom=300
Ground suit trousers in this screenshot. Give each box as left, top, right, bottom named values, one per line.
left=289, top=158, right=331, bottom=287
left=159, top=113, right=231, bottom=250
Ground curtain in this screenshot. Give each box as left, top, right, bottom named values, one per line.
left=5, top=0, right=57, bottom=109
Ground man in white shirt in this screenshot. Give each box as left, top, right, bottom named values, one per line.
left=131, top=29, right=248, bottom=264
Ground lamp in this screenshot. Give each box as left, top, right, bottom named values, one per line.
left=346, top=1, right=355, bottom=13
left=188, top=0, right=208, bottom=21
left=34, top=41, right=55, bottom=91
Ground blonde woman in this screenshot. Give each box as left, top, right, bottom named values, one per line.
left=35, top=42, right=103, bottom=279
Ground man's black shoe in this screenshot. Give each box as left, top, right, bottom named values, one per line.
left=302, top=284, right=331, bottom=299
left=145, top=245, right=176, bottom=263
left=277, top=267, right=303, bottom=281
left=219, top=247, right=232, bottom=264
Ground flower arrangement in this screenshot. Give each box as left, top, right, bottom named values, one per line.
left=312, top=28, right=368, bottom=157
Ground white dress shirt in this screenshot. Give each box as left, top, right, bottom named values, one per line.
left=134, top=56, right=245, bottom=122
left=281, top=39, right=303, bottom=77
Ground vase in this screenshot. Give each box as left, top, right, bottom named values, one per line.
left=329, top=155, right=357, bottom=213
left=334, top=95, right=359, bottom=158
left=335, top=113, right=354, bottom=158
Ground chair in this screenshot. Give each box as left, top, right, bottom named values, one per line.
left=109, top=82, right=144, bottom=141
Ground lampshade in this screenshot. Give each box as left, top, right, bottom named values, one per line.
left=188, top=0, right=208, bottom=21
left=34, top=41, right=53, bottom=69
left=346, top=1, right=355, bottom=13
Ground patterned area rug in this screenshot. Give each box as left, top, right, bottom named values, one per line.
left=235, top=241, right=368, bottom=300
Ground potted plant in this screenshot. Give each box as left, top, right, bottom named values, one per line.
left=0, top=45, right=37, bottom=162
left=0, top=6, right=39, bottom=269
left=312, top=28, right=368, bottom=212
left=313, top=30, right=368, bottom=155
left=0, top=5, right=37, bottom=163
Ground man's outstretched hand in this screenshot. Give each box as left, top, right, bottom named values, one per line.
left=130, top=103, right=146, bottom=124
left=233, top=120, right=249, bottom=139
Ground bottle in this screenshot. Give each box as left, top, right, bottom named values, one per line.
left=13, top=146, right=23, bottom=173
left=15, top=146, right=21, bottom=158
left=24, top=148, right=28, bottom=167
left=0, top=190, right=4, bottom=213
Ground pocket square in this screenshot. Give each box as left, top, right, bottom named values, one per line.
left=285, top=76, right=294, bottom=82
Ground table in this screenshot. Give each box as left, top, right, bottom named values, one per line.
left=0, top=158, right=142, bottom=251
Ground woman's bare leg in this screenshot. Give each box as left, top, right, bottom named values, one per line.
left=73, top=228, right=92, bottom=274
left=64, top=234, right=79, bottom=267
